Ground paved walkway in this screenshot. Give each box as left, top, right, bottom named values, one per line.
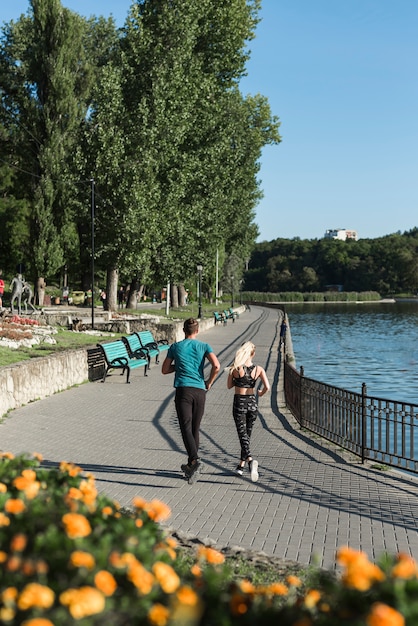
left=1, top=306, right=418, bottom=569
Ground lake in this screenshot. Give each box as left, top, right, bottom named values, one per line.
left=285, top=301, right=418, bottom=405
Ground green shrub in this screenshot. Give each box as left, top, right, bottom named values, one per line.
left=0, top=453, right=416, bottom=625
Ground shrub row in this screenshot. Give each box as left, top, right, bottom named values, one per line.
left=242, top=291, right=381, bottom=303
left=0, top=453, right=417, bottom=625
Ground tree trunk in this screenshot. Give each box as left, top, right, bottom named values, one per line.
left=36, top=277, right=46, bottom=306
left=106, top=267, right=118, bottom=312
left=126, top=278, right=144, bottom=309
left=171, top=284, right=179, bottom=308
left=178, top=283, right=187, bottom=306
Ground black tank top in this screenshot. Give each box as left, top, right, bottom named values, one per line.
left=233, top=364, right=257, bottom=388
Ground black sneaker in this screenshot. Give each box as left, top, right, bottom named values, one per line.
left=188, top=460, right=204, bottom=485
left=235, top=464, right=244, bottom=476
left=249, top=459, right=259, bottom=482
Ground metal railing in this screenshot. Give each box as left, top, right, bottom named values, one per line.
left=284, top=360, right=418, bottom=474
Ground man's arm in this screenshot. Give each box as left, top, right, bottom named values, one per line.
left=205, top=352, right=220, bottom=390
left=161, top=355, right=175, bottom=375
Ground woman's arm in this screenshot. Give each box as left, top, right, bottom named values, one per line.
left=257, top=367, right=270, bottom=397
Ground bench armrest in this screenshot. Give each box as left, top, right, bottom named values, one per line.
left=110, top=357, right=128, bottom=367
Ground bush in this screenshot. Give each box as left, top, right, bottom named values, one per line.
left=0, top=453, right=417, bottom=625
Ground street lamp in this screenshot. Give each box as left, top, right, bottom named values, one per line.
left=231, top=275, right=234, bottom=308
left=197, top=264, right=203, bottom=318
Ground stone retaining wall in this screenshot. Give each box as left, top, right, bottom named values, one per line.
left=0, top=312, right=238, bottom=417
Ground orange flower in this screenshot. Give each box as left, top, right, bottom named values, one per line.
left=147, top=500, right=171, bottom=522
left=59, top=461, right=82, bottom=477
left=148, top=603, right=170, bottom=626
left=32, top=452, right=44, bottom=462
left=0, top=482, right=7, bottom=493
left=191, top=564, right=202, bottom=577
left=59, top=586, right=105, bottom=619
left=10, top=533, right=27, bottom=552
left=6, top=555, right=22, bottom=572
left=230, top=593, right=249, bottom=616
left=70, top=551, right=95, bottom=570
left=2, top=587, right=18, bottom=605
left=197, top=545, right=225, bottom=564
left=152, top=562, right=180, bottom=593
left=79, top=479, right=98, bottom=507
left=287, top=575, right=302, bottom=587
left=13, top=470, right=40, bottom=499
left=4, top=498, right=26, bottom=514
left=101, top=506, right=113, bottom=516
left=135, top=519, right=143, bottom=528
left=22, top=617, right=54, bottom=626
left=0, top=513, right=10, bottom=527
left=391, top=554, right=418, bottom=579
left=366, top=602, right=405, bottom=626
left=1, top=452, right=15, bottom=460
left=239, top=580, right=255, bottom=594
left=17, top=583, right=55, bottom=610
left=94, top=570, right=117, bottom=596
left=62, top=513, right=92, bottom=539
left=127, top=561, right=155, bottom=595
left=304, top=589, right=321, bottom=608
left=264, top=582, right=288, bottom=596
left=337, top=547, right=385, bottom=591
left=0, top=551, right=8, bottom=563
left=176, top=586, right=199, bottom=606
left=66, top=487, right=83, bottom=501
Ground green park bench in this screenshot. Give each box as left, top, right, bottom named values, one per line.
left=97, top=339, right=148, bottom=383
left=136, top=330, right=170, bottom=364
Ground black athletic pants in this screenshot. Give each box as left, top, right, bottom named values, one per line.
left=232, top=394, right=258, bottom=461
left=175, top=386, right=206, bottom=465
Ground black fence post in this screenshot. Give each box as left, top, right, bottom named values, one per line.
left=361, top=382, right=367, bottom=464
left=299, top=365, right=304, bottom=428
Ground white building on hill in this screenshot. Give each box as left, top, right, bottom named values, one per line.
left=324, top=228, right=358, bottom=241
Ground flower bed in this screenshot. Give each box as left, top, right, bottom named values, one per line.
left=0, top=316, right=56, bottom=349
left=0, top=453, right=417, bottom=625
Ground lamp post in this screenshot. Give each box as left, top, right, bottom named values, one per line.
left=197, top=264, right=203, bottom=318
left=231, top=275, right=234, bottom=308
left=239, top=279, right=243, bottom=305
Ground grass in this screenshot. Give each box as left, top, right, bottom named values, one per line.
left=0, top=302, right=234, bottom=367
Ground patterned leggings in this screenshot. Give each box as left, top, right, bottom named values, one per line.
left=232, top=394, right=258, bottom=461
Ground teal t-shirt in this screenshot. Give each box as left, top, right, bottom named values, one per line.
left=167, top=338, right=213, bottom=389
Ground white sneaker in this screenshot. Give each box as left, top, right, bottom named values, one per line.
left=249, top=459, right=259, bottom=482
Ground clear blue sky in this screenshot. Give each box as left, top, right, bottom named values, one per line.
left=2, top=1, right=418, bottom=242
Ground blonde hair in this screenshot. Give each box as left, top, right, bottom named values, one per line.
left=228, top=341, right=255, bottom=374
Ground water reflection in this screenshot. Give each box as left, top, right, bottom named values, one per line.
left=286, top=302, right=418, bottom=404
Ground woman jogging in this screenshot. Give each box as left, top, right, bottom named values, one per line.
left=227, top=341, right=270, bottom=482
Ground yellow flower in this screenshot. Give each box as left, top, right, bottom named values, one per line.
left=17, top=583, right=55, bottom=610
left=152, top=562, right=180, bottom=593
left=366, top=602, right=405, bottom=626
left=148, top=603, right=170, bottom=626
left=4, top=498, right=26, bottom=514
left=127, top=561, right=155, bottom=595
left=0, top=482, right=7, bottom=493
left=69, top=551, right=95, bottom=570
left=391, top=553, right=418, bottom=579
left=94, top=570, right=117, bottom=596
left=59, top=586, right=105, bottom=619
left=0, top=607, right=15, bottom=622
left=62, top=513, right=92, bottom=539
left=197, top=545, right=225, bottom=564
